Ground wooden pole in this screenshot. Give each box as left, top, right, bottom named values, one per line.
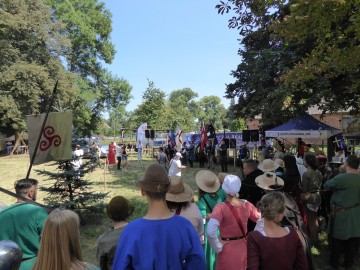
left=26, top=80, right=58, bottom=179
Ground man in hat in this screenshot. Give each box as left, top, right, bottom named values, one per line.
left=168, top=152, right=186, bottom=178
left=112, top=163, right=206, bottom=270
left=0, top=179, right=48, bottom=270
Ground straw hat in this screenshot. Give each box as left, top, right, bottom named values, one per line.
left=218, top=173, right=228, bottom=183
left=258, top=159, right=279, bottom=172
left=195, top=170, right=220, bottom=193
left=137, top=163, right=170, bottom=193
left=166, top=178, right=193, bottom=203
left=255, top=172, right=284, bottom=191
left=222, top=175, right=241, bottom=196
left=107, top=196, right=134, bottom=221
left=274, top=158, right=285, bottom=168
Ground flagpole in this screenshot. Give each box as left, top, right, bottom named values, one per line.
left=26, top=80, right=59, bottom=179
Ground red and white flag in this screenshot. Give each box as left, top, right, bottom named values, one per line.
left=26, top=111, right=73, bottom=165
left=200, top=123, right=208, bottom=150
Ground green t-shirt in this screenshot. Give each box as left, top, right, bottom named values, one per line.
left=0, top=203, right=48, bottom=270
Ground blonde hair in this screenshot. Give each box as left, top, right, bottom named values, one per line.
left=32, top=209, right=87, bottom=270
left=257, top=192, right=285, bottom=221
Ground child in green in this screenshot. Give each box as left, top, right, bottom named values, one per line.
left=196, top=170, right=226, bottom=270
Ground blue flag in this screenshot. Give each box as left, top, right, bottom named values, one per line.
left=333, top=133, right=347, bottom=151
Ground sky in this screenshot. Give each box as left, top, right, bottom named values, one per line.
left=102, top=0, right=242, bottom=112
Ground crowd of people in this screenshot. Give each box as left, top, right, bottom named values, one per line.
left=0, top=136, right=360, bottom=270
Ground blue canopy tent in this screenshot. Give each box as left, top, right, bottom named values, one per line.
left=265, top=113, right=340, bottom=139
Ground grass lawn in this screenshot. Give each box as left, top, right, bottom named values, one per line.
left=0, top=152, right=359, bottom=269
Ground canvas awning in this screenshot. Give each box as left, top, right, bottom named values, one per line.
left=265, top=113, right=340, bottom=139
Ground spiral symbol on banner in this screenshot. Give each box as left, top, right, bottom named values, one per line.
left=39, top=126, right=62, bottom=151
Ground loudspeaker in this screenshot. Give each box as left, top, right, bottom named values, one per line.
left=223, top=138, right=230, bottom=148
left=150, top=130, right=155, bottom=139
left=145, top=130, right=150, bottom=139
left=250, top=130, right=259, bottom=142
left=230, top=138, right=236, bottom=149
left=242, top=130, right=250, bottom=142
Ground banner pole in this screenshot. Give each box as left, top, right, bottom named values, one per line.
left=26, top=80, right=59, bottom=179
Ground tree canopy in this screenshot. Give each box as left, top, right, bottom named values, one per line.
left=0, top=0, right=132, bottom=136
left=217, top=0, right=360, bottom=127
left=0, top=0, right=77, bottom=131
left=131, top=80, right=168, bottom=131
left=128, top=81, right=236, bottom=133
left=168, top=88, right=199, bottom=131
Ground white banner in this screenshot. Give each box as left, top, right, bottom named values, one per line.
left=137, top=123, right=147, bottom=143
left=265, top=129, right=339, bottom=139
left=26, top=111, right=73, bottom=165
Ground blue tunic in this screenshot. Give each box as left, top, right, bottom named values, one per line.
left=112, top=215, right=206, bottom=270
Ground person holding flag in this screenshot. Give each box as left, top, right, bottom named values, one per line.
left=187, top=141, right=196, bottom=168
left=200, top=123, right=208, bottom=150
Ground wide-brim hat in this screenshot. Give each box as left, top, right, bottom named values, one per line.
left=137, top=163, right=170, bottom=193
left=195, top=170, right=220, bottom=193
left=255, top=172, right=284, bottom=191
left=274, top=158, right=285, bottom=168
left=166, top=179, right=193, bottom=203
left=107, top=196, right=135, bottom=221
left=258, top=159, right=279, bottom=172
left=218, top=173, right=228, bottom=183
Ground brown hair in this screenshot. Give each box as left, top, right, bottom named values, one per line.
left=144, top=190, right=167, bottom=200
left=107, top=196, right=135, bottom=222
left=14, top=178, right=38, bottom=196
left=32, top=209, right=87, bottom=270
left=257, top=192, right=285, bottom=221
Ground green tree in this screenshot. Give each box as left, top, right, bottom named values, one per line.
left=44, top=0, right=115, bottom=74
left=215, top=0, right=286, bottom=35
left=132, top=80, right=168, bottom=130
left=197, top=96, right=227, bottom=131
left=225, top=24, right=309, bottom=127
left=272, top=0, right=360, bottom=114
left=35, top=159, right=107, bottom=222
left=168, top=88, right=199, bottom=132
left=0, top=0, right=77, bottom=132
left=44, top=0, right=131, bottom=135
left=226, top=99, right=246, bottom=131
left=0, top=0, right=131, bottom=138
left=217, top=0, right=360, bottom=126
